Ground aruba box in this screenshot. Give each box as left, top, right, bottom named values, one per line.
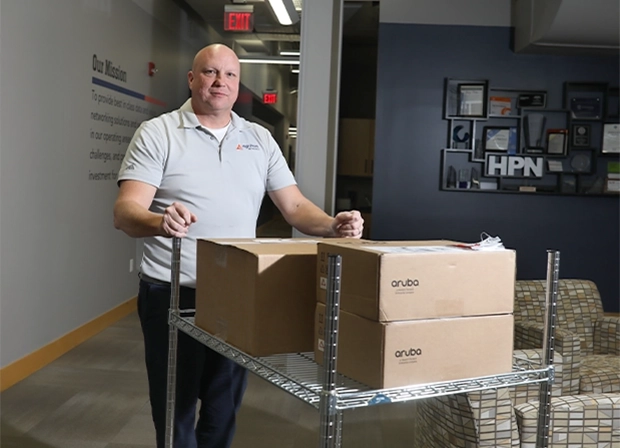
left=315, top=302, right=514, bottom=389
left=317, top=240, right=516, bottom=322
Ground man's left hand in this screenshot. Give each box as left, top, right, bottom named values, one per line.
left=331, top=210, right=364, bottom=238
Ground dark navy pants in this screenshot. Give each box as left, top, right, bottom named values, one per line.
left=137, top=279, right=248, bottom=448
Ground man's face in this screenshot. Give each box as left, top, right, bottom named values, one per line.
left=188, top=47, right=240, bottom=114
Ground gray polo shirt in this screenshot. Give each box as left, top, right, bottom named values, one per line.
left=118, top=99, right=296, bottom=287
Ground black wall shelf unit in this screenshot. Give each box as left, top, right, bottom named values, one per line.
left=440, top=79, right=620, bottom=196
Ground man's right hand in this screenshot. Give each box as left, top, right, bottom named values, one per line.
left=160, top=202, right=198, bottom=238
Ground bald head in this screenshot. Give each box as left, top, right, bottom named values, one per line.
left=188, top=43, right=241, bottom=125
left=192, top=44, right=240, bottom=73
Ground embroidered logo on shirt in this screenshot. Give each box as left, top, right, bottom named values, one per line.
left=236, top=144, right=243, bottom=151
left=240, top=144, right=260, bottom=151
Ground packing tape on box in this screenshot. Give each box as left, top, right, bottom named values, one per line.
left=216, top=318, right=228, bottom=340
left=215, top=248, right=227, bottom=268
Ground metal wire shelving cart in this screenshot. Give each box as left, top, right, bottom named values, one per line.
left=165, top=238, right=559, bottom=448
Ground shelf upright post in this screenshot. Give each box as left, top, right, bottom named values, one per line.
left=318, top=254, right=344, bottom=448
left=165, top=237, right=182, bottom=448
left=536, top=250, right=560, bottom=448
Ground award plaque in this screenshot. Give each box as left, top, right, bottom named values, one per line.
left=602, top=123, right=620, bottom=153
left=546, top=129, right=568, bottom=156
left=605, top=177, right=620, bottom=193
left=489, top=96, right=512, bottom=116
left=457, top=84, right=486, bottom=117
left=483, top=127, right=510, bottom=151
left=517, top=92, right=546, bottom=109
left=570, top=97, right=602, bottom=120
left=571, top=124, right=591, bottom=147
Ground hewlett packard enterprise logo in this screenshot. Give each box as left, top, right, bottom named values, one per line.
left=390, top=277, right=420, bottom=295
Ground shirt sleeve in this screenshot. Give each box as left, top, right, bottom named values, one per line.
left=264, top=131, right=296, bottom=192
left=117, top=119, right=166, bottom=188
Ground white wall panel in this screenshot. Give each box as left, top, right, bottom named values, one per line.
left=0, top=0, right=208, bottom=368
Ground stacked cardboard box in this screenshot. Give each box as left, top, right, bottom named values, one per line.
left=314, top=240, right=516, bottom=389
left=194, top=237, right=516, bottom=389
left=195, top=238, right=321, bottom=357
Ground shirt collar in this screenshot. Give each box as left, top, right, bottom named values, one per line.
left=179, top=99, right=243, bottom=130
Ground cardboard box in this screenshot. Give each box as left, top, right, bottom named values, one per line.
left=315, top=302, right=514, bottom=389
left=317, top=240, right=516, bottom=322
left=195, top=238, right=321, bottom=357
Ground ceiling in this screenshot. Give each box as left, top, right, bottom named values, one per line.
left=179, top=0, right=379, bottom=56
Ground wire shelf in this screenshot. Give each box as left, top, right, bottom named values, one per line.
left=170, top=313, right=552, bottom=411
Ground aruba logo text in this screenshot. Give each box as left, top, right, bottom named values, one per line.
left=391, top=278, right=419, bottom=288
left=395, top=348, right=422, bottom=358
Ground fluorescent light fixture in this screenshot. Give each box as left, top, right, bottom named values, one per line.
left=238, top=56, right=299, bottom=65
left=279, top=51, right=300, bottom=57
left=266, top=0, right=300, bottom=26
left=291, top=68, right=300, bottom=74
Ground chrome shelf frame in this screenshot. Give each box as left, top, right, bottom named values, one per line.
left=170, top=313, right=551, bottom=411
left=165, top=238, right=558, bottom=448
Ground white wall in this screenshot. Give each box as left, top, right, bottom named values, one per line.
left=0, top=0, right=210, bottom=368
left=380, top=0, right=511, bottom=26
left=0, top=0, right=514, bottom=370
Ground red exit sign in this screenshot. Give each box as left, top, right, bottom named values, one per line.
left=224, top=11, right=253, bottom=32
left=263, top=92, right=277, bottom=104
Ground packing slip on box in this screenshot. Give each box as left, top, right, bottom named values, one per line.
left=195, top=238, right=359, bottom=357
left=314, top=302, right=514, bottom=389
left=317, top=240, right=516, bottom=322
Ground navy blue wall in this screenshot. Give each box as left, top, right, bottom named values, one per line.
left=373, top=24, right=620, bottom=312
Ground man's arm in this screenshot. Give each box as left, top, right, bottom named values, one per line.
left=268, top=185, right=363, bottom=238
left=113, top=180, right=197, bottom=238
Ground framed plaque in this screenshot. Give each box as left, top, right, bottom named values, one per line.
left=602, top=123, right=620, bottom=153
left=483, top=126, right=511, bottom=151
left=570, top=97, right=602, bottom=120
left=489, top=96, right=512, bottom=116
left=517, top=92, right=546, bottom=109
left=571, top=124, right=591, bottom=147
left=458, top=83, right=486, bottom=117
left=546, top=129, right=568, bottom=156
left=605, top=177, right=620, bottom=193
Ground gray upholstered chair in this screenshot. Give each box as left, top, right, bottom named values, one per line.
left=514, top=279, right=620, bottom=394
left=412, top=350, right=619, bottom=447
left=414, top=387, right=620, bottom=447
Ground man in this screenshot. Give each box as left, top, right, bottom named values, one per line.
left=113, top=43, right=363, bottom=448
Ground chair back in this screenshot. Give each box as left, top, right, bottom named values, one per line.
left=515, top=279, right=603, bottom=355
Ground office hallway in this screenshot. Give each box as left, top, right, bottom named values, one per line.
left=1, top=312, right=419, bottom=448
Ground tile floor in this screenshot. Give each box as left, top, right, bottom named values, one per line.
left=0, top=312, right=420, bottom=448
